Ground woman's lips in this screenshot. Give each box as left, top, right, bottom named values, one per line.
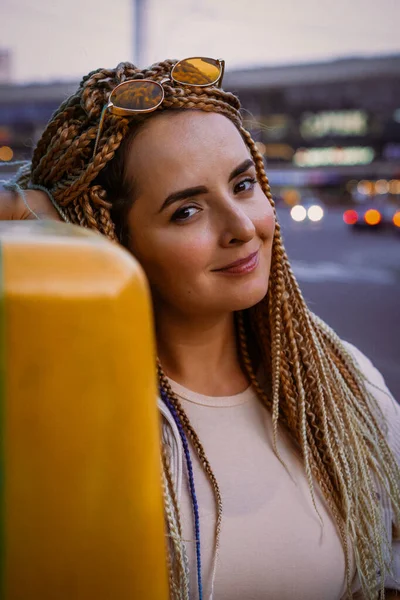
left=214, top=250, right=260, bottom=275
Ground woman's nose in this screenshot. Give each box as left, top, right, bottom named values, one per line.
left=219, top=205, right=256, bottom=247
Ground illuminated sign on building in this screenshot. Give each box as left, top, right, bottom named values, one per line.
left=300, top=110, right=368, bottom=138
left=293, top=146, right=375, bottom=167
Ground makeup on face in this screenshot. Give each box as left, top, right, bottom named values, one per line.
left=158, top=158, right=256, bottom=216
left=212, top=250, right=260, bottom=275
left=125, top=111, right=275, bottom=316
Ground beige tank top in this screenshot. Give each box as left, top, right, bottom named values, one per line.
left=168, top=378, right=355, bottom=600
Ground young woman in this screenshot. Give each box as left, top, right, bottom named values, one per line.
left=1, top=57, right=399, bottom=600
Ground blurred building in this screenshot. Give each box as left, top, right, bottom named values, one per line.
left=0, top=49, right=12, bottom=84
left=0, top=54, right=399, bottom=204
left=223, top=54, right=400, bottom=205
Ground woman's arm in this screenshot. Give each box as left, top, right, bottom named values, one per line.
left=0, top=189, right=61, bottom=221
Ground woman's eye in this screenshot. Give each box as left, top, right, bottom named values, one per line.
left=234, top=177, right=257, bottom=194
left=171, top=206, right=200, bottom=222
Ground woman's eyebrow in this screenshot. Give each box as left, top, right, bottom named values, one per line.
left=159, top=186, right=208, bottom=213
left=228, top=158, right=255, bottom=182
left=159, top=158, right=255, bottom=213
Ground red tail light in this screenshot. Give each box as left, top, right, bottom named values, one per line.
left=343, top=210, right=358, bottom=225
left=393, top=211, right=400, bottom=228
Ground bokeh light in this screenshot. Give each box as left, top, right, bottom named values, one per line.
left=307, top=205, right=324, bottom=222
left=282, top=189, right=300, bottom=206
left=0, top=146, right=13, bottom=161
left=346, top=180, right=358, bottom=193
left=364, top=209, right=381, bottom=225
left=290, top=205, right=307, bottom=222
left=343, top=210, right=359, bottom=225
left=389, top=180, right=400, bottom=195
left=357, top=180, right=373, bottom=195
left=375, top=179, right=389, bottom=194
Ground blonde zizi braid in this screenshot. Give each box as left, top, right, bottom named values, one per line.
left=161, top=445, right=190, bottom=600
left=237, top=125, right=400, bottom=598
left=16, top=59, right=400, bottom=599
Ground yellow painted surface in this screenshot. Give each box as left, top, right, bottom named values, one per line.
left=1, top=222, right=168, bottom=599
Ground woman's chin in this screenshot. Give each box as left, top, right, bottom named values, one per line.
left=222, top=277, right=270, bottom=312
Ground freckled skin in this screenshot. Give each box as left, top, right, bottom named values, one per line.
left=126, top=111, right=275, bottom=319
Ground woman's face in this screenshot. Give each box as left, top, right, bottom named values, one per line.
left=125, top=110, right=275, bottom=318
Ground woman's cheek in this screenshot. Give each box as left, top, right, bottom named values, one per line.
left=170, top=226, right=213, bottom=262
left=258, top=204, right=276, bottom=240
left=142, top=232, right=213, bottom=284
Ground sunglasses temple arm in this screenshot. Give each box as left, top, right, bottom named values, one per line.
left=92, top=104, right=108, bottom=159
left=218, top=60, right=225, bottom=88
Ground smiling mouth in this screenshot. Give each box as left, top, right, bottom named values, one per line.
left=214, top=250, right=260, bottom=274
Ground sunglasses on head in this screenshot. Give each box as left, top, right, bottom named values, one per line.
left=93, top=56, right=225, bottom=156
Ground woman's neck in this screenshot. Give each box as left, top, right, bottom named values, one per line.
left=155, top=310, right=249, bottom=396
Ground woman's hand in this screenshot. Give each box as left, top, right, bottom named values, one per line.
left=0, top=189, right=62, bottom=221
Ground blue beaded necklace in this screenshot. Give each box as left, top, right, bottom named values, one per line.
left=161, top=389, right=203, bottom=600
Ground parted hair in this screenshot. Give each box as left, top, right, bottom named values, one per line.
left=18, top=60, right=400, bottom=599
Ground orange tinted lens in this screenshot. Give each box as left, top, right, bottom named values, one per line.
left=172, top=58, right=220, bottom=86
left=110, top=80, right=164, bottom=111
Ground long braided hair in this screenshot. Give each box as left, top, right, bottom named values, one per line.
left=17, top=60, right=400, bottom=599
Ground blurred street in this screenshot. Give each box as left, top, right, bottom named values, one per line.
left=277, top=207, right=400, bottom=400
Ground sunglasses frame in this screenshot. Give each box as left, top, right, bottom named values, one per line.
left=93, top=57, right=225, bottom=156
left=107, top=79, right=165, bottom=117
left=171, top=56, right=225, bottom=89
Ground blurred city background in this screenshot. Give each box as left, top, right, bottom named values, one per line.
left=0, top=0, right=399, bottom=396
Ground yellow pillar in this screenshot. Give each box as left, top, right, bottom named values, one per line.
left=0, top=221, right=168, bottom=599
